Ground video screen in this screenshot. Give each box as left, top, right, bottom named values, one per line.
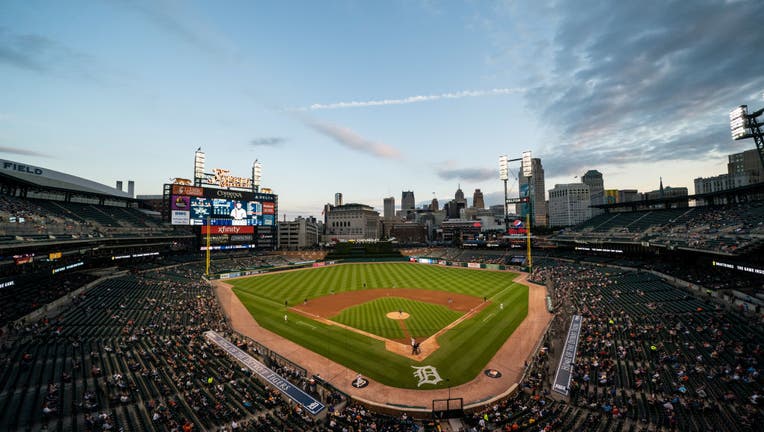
left=166, top=186, right=276, bottom=226
left=181, top=197, right=274, bottom=225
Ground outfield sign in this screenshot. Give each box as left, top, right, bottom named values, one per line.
left=204, top=331, right=325, bottom=415
left=552, top=315, right=583, bottom=397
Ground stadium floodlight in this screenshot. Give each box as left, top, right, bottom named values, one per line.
left=522, top=151, right=533, bottom=177
left=252, top=160, right=262, bottom=192
left=194, top=149, right=206, bottom=187
left=729, top=103, right=764, bottom=174
left=499, top=155, right=509, bottom=181
left=730, top=105, right=750, bottom=140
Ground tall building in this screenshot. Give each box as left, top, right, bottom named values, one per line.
left=454, top=185, right=465, bottom=203
left=518, top=158, right=547, bottom=226
left=334, top=193, right=343, bottom=207
left=727, top=149, right=762, bottom=183
left=472, top=189, right=485, bottom=209
left=383, top=196, right=395, bottom=219
left=430, top=196, right=439, bottom=211
left=618, top=189, right=639, bottom=203
left=401, top=191, right=415, bottom=215
left=324, top=203, right=380, bottom=241
left=581, top=170, right=604, bottom=216
left=548, top=183, right=591, bottom=227
left=278, top=216, right=320, bottom=250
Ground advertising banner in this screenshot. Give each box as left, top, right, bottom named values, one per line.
left=171, top=195, right=190, bottom=210
left=171, top=210, right=190, bottom=225
left=172, top=185, right=204, bottom=197
left=553, top=315, right=583, bottom=396
left=263, top=201, right=275, bottom=214
left=201, top=225, right=255, bottom=235
left=204, top=331, right=325, bottom=415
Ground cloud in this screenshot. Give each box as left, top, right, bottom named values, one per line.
left=518, top=0, right=764, bottom=174
left=436, top=167, right=496, bottom=182
left=303, top=119, right=402, bottom=159
left=0, top=28, right=67, bottom=72
left=291, top=88, right=525, bottom=111
left=250, top=137, right=286, bottom=147
left=0, top=146, right=51, bottom=158
left=118, top=0, right=234, bottom=57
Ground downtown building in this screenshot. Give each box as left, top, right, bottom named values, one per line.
left=548, top=183, right=591, bottom=227
left=694, top=149, right=762, bottom=203
left=582, top=170, right=604, bottom=216
left=401, top=191, right=415, bottom=218
left=278, top=216, right=321, bottom=250
left=518, top=158, right=548, bottom=226
left=324, top=203, right=380, bottom=241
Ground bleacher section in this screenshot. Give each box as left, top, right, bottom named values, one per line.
left=1, top=195, right=174, bottom=242
left=555, top=201, right=764, bottom=255
left=0, top=268, right=323, bottom=432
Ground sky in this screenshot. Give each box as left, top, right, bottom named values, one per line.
left=1, top=0, right=763, bottom=218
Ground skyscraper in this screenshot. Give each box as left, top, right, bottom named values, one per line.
left=383, top=197, right=395, bottom=219
left=401, top=191, right=415, bottom=215
left=430, top=196, right=439, bottom=211
left=518, top=158, right=547, bottom=226
left=472, top=189, right=485, bottom=209
left=454, top=185, right=465, bottom=203
left=334, top=193, right=343, bottom=207
left=548, top=183, right=591, bottom=227
left=581, top=170, right=604, bottom=216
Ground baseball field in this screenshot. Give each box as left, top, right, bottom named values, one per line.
left=229, top=262, right=528, bottom=389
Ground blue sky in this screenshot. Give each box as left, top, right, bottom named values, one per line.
left=1, top=0, right=763, bottom=218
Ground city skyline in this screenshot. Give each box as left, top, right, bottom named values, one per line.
left=1, top=0, right=763, bottom=219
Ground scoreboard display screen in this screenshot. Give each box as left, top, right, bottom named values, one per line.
left=167, top=185, right=276, bottom=227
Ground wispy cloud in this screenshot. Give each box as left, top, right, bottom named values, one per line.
left=436, top=166, right=496, bottom=182
left=119, top=0, right=234, bottom=57
left=0, top=146, right=51, bottom=158
left=291, top=87, right=525, bottom=111
left=0, top=27, right=72, bottom=72
left=250, top=137, right=287, bottom=147
left=300, top=117, right=401, bottom=159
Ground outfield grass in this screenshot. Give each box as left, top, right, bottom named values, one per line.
left=230, top=263, right=528, bottom=390
left=332, top=297, right=463, bottom=340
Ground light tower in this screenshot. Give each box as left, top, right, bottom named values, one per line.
left=729, top=105, right=764, bottom=172
left=499, top=155, right=509, bottom=232
left=252, top=159, right=262, bottom=193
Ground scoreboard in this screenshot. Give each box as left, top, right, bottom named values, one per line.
left=164, top=184, right=278, bottom=250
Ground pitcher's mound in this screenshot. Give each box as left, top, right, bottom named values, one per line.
left=386, top=311, right=410, bottom=320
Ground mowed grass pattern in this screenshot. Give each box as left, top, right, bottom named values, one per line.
left=331, top=297, right=462, bottom=340
left=230, top=263, right=528, bottom=390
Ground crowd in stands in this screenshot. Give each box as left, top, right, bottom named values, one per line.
left=471, top=259, right=764, bottom=432
left=1, top=245, right=762, bottom=431
left=556, top=201, right=764, bottom=255
left=0, top=194, right=176, bottom=241
left=0, top=265, right=336, bottom=431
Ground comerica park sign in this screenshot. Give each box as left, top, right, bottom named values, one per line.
left=204, top=168, right=253, bottom=189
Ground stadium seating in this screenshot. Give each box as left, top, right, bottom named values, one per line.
left=555, top=201, right=764, bottom=255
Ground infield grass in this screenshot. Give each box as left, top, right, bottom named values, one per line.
left=230, top=262, right=528, bottom=390
left=332, top=297, right=463, bottom=340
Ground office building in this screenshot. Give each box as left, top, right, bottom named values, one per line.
left=472, top=189, right=485, bottom=209
left=324, top=203, right=380, bottom=241
left=728, top=149, right=762, bottom=183
left=581, top=170, right=604, bottom=216
left=401, top=191, right=415, bottom=216
left=278, top=216, right=320, bottom=250
left=548, top=183, right=591, bottom=227
left=518, top=158, right=548, bottom=226
left=383, top=197, right=396, bottom=219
